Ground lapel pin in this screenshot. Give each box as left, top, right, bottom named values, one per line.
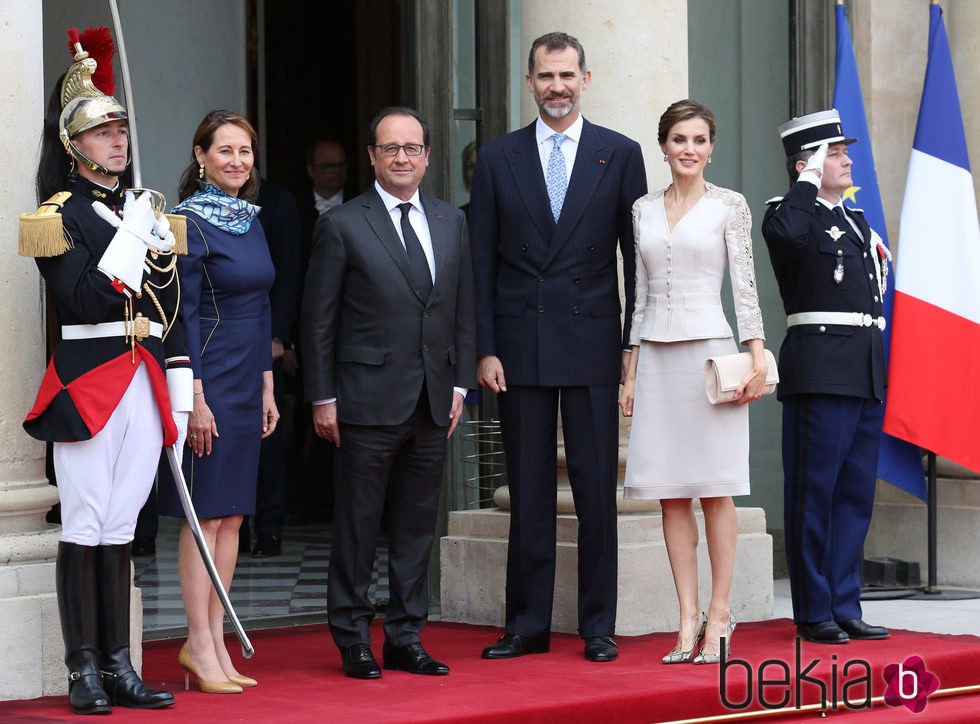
left=599, top=159, right=606, bottom=165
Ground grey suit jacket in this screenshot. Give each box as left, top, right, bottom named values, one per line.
left=300, top=187, right=476, bottom=426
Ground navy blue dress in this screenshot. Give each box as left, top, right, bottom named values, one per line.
left=159, top=210, right=274, bottom=519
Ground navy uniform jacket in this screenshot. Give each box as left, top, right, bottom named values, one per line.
left=468, top=119, right=647, bottom=387
left=24, top=176, right=188, bottom=443
left=762, top=180, right=885, bottom=401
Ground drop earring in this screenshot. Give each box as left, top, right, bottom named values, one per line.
left=198, top=164, right=205, bottom=179
left=708, top=156, right=712, bottom=164
left=663, top=154, right=668, bottom=162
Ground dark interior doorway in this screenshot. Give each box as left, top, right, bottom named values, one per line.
left=260, top=0, right=402, bottom=200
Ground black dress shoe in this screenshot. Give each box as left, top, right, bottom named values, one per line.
left=481, top=633, right=550, bottom=659
left=837, top=619, right=890, bottom=640
left=584, top=636, right=618, bottom=662
left=131, top=538, right=155, bottom=557
left=797, top=621, right=850, bottom=644
left=341, top=643, right=382, bottom=679
left=382, top=642, right=449, bottom=676
left=251, top=534, right=282, bottom=558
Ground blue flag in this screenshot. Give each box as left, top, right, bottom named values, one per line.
left=833, top=2, right=926, bottom=500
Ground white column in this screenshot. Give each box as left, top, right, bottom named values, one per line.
left=0, top=1, right=66, bottom=702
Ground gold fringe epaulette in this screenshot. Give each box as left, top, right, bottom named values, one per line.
left=165, top=213, right=188, bottom=255
left=19, top=192, right=72, bottom=257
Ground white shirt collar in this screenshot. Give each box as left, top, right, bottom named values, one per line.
left=313, top=189, right=344, bottom=214
left=816, top=196, right=842, bottom=212
left=374, top=180, right=423, bottom=214
left=535, top=114, right=584, bottom=145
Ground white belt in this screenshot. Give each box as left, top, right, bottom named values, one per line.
left=62, top=321, right=164, bottom=340
left=786, top=312, right=886, bottom=330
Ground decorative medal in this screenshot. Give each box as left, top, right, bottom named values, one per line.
left=833, top=246, right=845, bottom=285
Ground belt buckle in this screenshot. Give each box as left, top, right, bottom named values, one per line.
left=862, top=313, right=873, bottom=327
left=133, top=313, right=150, bottom=341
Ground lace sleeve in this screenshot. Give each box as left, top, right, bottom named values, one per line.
left=722, top=189, right=765, bottom=343
left=628, top=196, right=650, bottom=347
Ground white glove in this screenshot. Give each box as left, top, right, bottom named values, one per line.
left=92, top=191, right=175, bottom=253
left=152, top=212, right=177, bottom=252
left=166, top=366, right=194, bottom=412
left=798, top=142, right=828, bottom=189
left=171, top=411, right=189, bottom=465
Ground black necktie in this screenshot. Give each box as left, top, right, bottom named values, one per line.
left=833, top=205, right=865, bottom=246
left=398, top=202, right=432, bottom=300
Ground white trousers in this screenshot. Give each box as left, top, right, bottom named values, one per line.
left=55, top=362, right=163, bottom=545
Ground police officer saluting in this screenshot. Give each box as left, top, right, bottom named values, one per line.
left=762, top=110, right=891, bottom=645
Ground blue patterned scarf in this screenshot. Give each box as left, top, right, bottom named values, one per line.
left=173, top=182, right=260, bottom=235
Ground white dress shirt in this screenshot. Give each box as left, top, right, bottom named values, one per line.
left=314, top=189, right=344, bottom=216
left=373, top=181, right=435, bottom=282
left=535, top=114, right=583, bottom=183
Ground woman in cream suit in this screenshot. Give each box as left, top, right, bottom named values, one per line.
left=619, top=100, right=767, bottom=664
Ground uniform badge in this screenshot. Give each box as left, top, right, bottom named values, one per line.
left=132, top=312, right=150, bottom=341
left=826, top=226, right=846, bottom=242
left=834, top=263, right=845, bottom=285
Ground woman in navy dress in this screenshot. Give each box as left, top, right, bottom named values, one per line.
left=160, top=110, right=278, bottom=693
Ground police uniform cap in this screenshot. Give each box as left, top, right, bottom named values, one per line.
left=778, top=109, right=857, bottom=157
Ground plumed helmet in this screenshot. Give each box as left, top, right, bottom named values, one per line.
left=58, top=27, right=129, bottom=175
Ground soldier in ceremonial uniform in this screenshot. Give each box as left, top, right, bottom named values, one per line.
left=19, top=29, right=189, bottom=714
left=762, top=109, right=891, bottom=645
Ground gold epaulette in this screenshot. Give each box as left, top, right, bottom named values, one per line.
left=19, top=192, right=73, bottom=257
left=165, top=213, right=188, bottom=255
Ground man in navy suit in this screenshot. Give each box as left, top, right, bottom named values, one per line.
left=469, top=32, right=647, bottom=663
left=762, top=109, right=890, bottom=645
left=302, top=107, right=476, bottom=678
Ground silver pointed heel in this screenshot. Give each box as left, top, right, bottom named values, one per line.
left=694, top=615, right=736, bottom=665
left=662, top=612, right=707, bottom=664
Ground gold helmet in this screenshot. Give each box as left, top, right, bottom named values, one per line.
left=58, top=28, right=129, bottom=175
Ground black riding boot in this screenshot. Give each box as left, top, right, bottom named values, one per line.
left=56, top=542, right=111, bottom=715
left=97, top=542, right=175, bottom=709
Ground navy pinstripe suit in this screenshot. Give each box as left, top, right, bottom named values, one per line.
left=468, top=118, right=646, bottom=639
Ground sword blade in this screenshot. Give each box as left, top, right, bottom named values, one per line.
left=108, top=0, right=142, bottom=187
left=165, top=445, right=254, bottom=659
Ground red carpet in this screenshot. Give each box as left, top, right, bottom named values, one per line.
left=3, top=619, right=980, bottom=723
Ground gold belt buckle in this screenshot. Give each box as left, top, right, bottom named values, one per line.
left=133, top=313, right=150, bottom=341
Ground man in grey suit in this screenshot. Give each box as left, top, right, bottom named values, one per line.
left=301, top=106, right=476, bottom=679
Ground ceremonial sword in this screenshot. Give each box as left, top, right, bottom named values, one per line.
left=107, top=0, right=254, bottom=659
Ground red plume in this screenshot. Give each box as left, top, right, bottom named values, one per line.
left=75, top=26, right=117, bottom=96
left=66, top=28, right=80, bottom=50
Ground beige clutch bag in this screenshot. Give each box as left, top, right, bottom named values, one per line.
left=704, top=349, right=779, bottom=404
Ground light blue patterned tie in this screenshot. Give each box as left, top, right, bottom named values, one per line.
left=546, top=132, right=567, bottom=222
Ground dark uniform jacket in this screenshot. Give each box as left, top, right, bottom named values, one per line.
left=24, top=176, right=188, bottom=443
left=762, top=180, right=885, bottom=401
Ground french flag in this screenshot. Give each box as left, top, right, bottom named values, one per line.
left=883, top=3, right=980, bottom=473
